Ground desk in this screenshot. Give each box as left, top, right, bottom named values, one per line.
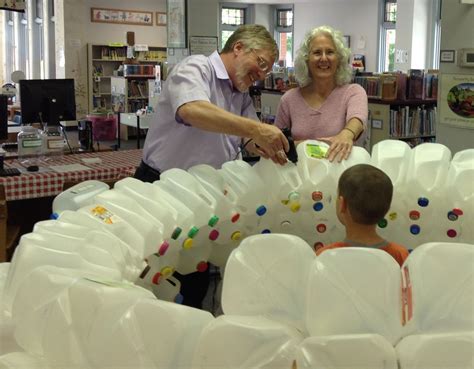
left=1, top=149, right=142, bottom=201
left=117, top=113, right=153, bottom=149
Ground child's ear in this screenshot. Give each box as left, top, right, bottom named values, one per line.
left=338, top=195, right=348, bottom=213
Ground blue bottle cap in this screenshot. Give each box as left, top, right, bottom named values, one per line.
left=417, top=197, right=429, bottom=207
left=174, top=294, right=184, bottom=304
left=256, top=205, right=267, bottom=216
left=410, top=224, right=421, bottom=235
left=261, top=229, right=271, bottom=234
left=313, top=202, right=323, bottom=212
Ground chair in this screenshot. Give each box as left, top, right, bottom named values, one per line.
left=0, top=184, right=21, bottom=262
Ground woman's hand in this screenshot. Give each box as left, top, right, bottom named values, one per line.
left=317, top=129, right=355, bottom=162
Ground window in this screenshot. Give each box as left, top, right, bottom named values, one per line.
left=275, top=7, right=294, bottom=67
left=378, top=0, right=441, bottom=72
left=220, top=6, right=247, bottom=50
left=379, top=0, right=397, bottom=72
left=1, top=0, right=55, bottom=83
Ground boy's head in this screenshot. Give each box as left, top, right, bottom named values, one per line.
left=337, top=164, right=393, bottom=225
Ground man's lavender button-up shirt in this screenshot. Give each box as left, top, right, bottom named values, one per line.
left=142, top=51, right=258, bottom=172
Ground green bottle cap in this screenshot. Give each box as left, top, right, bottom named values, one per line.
left=208, top=215, right=219, bottom=227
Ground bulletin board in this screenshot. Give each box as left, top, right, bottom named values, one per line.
left=189, top=36, right=218, bottom=57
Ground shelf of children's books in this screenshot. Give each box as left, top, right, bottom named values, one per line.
left=368, top=98, right=437, bottom=105
left=391, top=134, right=436, bottom=139
left=93, top=58, right=126, bottom=62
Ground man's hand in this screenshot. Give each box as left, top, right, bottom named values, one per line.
left=318, top=129, right=354, bottom=162
left=245, top=139, right=288, bottom=165
left=252, top=123, right=289, bottom=159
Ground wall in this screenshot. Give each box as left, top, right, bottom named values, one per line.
left=0, top=14, right=4, bottom=85
left=395, top=0, right=434, bottom=71
left=188, top=0, right=220, bottom=38
left=293, top=0, right=379, bottom=72
left=218, top=0, right=380, bottom=71
left=254, top=4, right=272, bottom=31
left=436, top=0, right=474, bottom=153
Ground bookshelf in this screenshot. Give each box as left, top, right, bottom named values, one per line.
left=110, top=75, right=157, bottom=140
left=368, top=98, right=437, bottom=150
left=87, top=43, right=166, bottom=112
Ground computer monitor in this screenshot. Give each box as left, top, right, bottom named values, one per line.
left=19, top=78, right=76, bottom=126
left=0, top=95, right=7, bottom=140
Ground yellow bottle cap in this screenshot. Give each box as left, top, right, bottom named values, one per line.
left=290, top=202, right=301, bottom=213
left=231, top=231, right=242, bottom=241
left=161, top=266, right=174, bottom=278
left=182, top=238, right=193, bottom=249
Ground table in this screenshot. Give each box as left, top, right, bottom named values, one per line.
left=117, top=113, right=153, bottom=149
left=0, top=149, right=142, bottom=201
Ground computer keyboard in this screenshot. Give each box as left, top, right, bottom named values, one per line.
left=0, top=167, right=21, bottom=176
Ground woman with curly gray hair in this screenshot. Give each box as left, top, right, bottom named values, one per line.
left=275, top=25, right=368, bottom=162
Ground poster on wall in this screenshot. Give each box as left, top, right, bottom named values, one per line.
left=189, top=36, right=218, bottom=56
left=439, top=73, right=474, bottom=129
left=0, top=0, right=25, bottom=12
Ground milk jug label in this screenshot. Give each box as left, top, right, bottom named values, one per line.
left=91, top=205, right=122, bottom=224
left=305, top=144, right=328, bottom=159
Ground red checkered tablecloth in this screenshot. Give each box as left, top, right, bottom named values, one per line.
left=0, top=149, right=142, bottom=201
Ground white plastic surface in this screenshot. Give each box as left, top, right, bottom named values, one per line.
left=295, top=334, right=398, bottom=369
left=401, top=242, right=474, bottom=334
left=438, top=149, right=474, bottom=243
left=253, top=158, right=303, bottom=236
left=370, top=140, right=412, bottom=247
left=306, top=248, right=403, bottom=344
left=222, top=234, right=315, bottom=333
left=192, top=315, right=303, bottom=369
left=0, top=352, right=50, bottom=369
left=2, top=238, right=122, bottom=314
left=402, top=143, right=452, bottom=247
left=219, top=160, right=270, bottom=236
left=396, top=331, right=474, bottom=369
left=52, top=180, right=110, bottom=216
left=94, top=189, right=165, bottom=257
left=86, top=298, right=213, bottom=369
left=296, top=140, right=342, bottom=246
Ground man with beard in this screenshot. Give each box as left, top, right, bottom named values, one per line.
left=135, top=24, right=288, bottom=309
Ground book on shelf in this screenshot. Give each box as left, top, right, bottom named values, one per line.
left=357, top=70, right=438, bottom=102
left=407, top=69, right=425, bottom=100
left=389, top=105, right=436, bottom=138
left=381, top=74, right=397, bottom=100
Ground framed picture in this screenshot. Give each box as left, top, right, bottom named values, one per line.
left=167, top=0, right=187, bottom=48
left=440, top=50, right=455, bottom=63
left=343, top=35, right=351, bottom=48
left=91, top=7, right=153, bottom=26
left=156, top=12, right=167, bottom=26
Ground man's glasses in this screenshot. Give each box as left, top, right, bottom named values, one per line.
left=250, top=49, right=272, bottom=76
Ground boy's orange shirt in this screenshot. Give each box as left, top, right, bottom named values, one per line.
left=316, top=241, right=409, bottom=267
